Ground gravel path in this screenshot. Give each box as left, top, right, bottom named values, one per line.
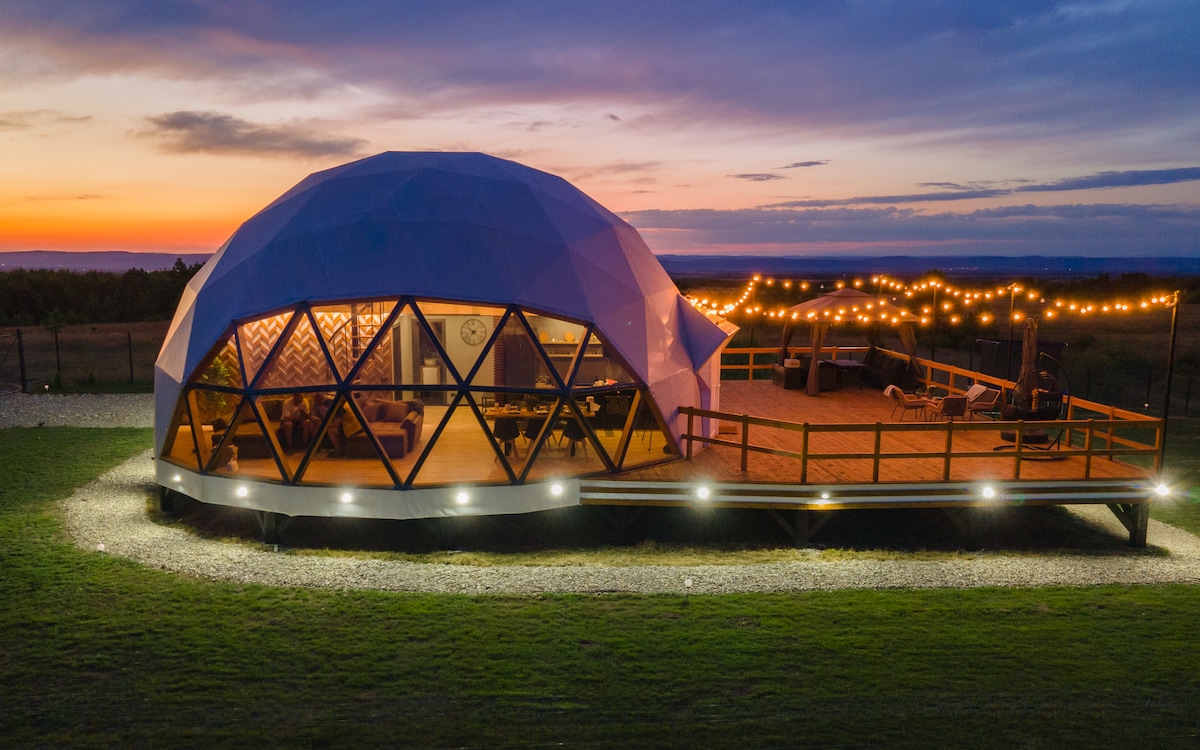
left=11, top=393, right=1200, bottom=594
left=0, top=392, right=154, bottom=428
left=60, top=452, right=1200, bottom=594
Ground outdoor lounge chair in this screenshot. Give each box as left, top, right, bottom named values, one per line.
left=928, top=394, right=967, bottom=421
left=885, top=385, right=930, bottom=421
left=964, top=384, right=1001, bottom=420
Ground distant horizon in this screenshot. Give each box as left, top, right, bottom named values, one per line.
left=4, top=249, right=1198, bottom=278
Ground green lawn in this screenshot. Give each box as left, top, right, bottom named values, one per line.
left=3, top=428, right=1200, bottom=748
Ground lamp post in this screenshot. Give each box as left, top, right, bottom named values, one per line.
left=1160, top=290, right=1181, bottom=467
left=1004, top=284, right=1021, bottom=382
left=929, top=282, right=940, bottom=362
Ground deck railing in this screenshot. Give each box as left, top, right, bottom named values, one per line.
left=707, top=347, right=1163, bottom=481
left=679, top=408, right=1162, bottom=482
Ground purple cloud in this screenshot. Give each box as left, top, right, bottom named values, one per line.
left=730, top=173, right=786, bottom=182
left=143, top=111, right=366, bottom=158
left=778, top=161, right=828, bottom=169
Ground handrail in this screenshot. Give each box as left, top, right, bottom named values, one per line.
left=680, top=405, right=1163, bottom=480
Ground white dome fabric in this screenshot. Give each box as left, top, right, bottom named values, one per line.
left=155, top=151, right=730, bottom=449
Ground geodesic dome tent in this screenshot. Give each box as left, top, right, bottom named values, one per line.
left=155, top=151, right=733, bottom=521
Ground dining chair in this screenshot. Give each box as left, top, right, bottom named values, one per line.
left=493, top=416, right=521, bottom=459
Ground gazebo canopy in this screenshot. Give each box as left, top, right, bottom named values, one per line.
left=779, top=289, right=916, bottom=394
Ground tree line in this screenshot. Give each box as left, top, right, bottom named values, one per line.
left=0, top=260, right=203, bottom=326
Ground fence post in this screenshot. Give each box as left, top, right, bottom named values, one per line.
left=127, top=330, right=135, bottom=385
left=16, top=329, right=28, bottom=393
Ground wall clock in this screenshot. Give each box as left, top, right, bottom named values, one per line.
left=460, top=318, right=487, bottom=345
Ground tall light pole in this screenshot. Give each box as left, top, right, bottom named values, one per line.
left=1004, top=284, right=1021, bottom=382
left=929, top=282, right=940, bottom=362
left=1160, top=290, right=1182, bottom=468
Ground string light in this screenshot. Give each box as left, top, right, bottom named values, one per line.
left=685, top=272, right=1178, bottom=323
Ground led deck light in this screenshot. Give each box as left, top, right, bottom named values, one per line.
left=340, top=492, right=353, bottom=504
left=1155, top=483, right=1171, bottom=498
left=550, top=483, right=564, bottom=497
left=981, top=486, right=996, bottom=499
left=696, top=486, right=711, bottom=500
left=455, top=491, right=470, bottom=505
left=235, top=485, right=249, bottom=498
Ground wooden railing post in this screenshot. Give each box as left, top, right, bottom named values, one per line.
left=1106, top=406, right=1116, bottom=461
left=800, top=423, right=809, bottom=484
left=872, top=423, right=882, bottom=482
left=740, top=414, right=750, bottom=473
left=1154, top=421, right=1164, bottom=474
left=1084, top=419, right=1094, bottom=479
left=943, top=421, right=954, bottom=480
left=1013, top=422, right=1024, bottom=479
left=686, top=408, right=695, bottom=459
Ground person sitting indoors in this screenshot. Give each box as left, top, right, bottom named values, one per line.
left=327, top=399, right=364, bottom=457
left=279, top=393, right=311, bottom=453
left=308, top=393, right=333, bottom=451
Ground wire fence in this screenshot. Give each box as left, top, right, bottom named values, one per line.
left=0, top=331, right=25, bottom=395
left=0, top=322, right=169, bottom=393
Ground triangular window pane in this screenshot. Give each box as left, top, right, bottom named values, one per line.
left=474, top=311, right=554, bottom=391
left=161, top=392, right=203, bottom=470
left=237, top=311, right=293, bottom=385
left=350, top=300, right=453, bottom=391
left=523, top=399, right=607, bottom=480
left=619, top=393, right=677, bottom=469
left=409, top=396, right=510, bottom=486
left=188, top=333, right=243, bottom=389
left=189, top=386, right=240, bottom=435
left=584, top=388, right=636, bottom=467
left=477, top=390, right=559, bottom=477
left=297, top=393, right=397, bottom=488
left=209, top=397, right=285, bottom=482
left=258, top=310, right=337, bottom=390
left=380, top=301, right=508, bottom=396
left=312, top=300, right=398, bottom=381
left=575, top=330, right=639, bottom=388
left=524, top=312, right=587, bottom=383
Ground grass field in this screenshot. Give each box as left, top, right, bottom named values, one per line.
left=3, top=427, right=1200, bottom=748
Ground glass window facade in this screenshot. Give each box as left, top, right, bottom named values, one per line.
left=162, top=297, right=677, bottom=488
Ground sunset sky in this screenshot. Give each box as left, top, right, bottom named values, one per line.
left=2, top=1, right=1198, bottom=257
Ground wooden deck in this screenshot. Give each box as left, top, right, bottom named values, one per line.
left=583, top=380, right=1159, bottom=545
left=616, top=380, right=1154, bottom=485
